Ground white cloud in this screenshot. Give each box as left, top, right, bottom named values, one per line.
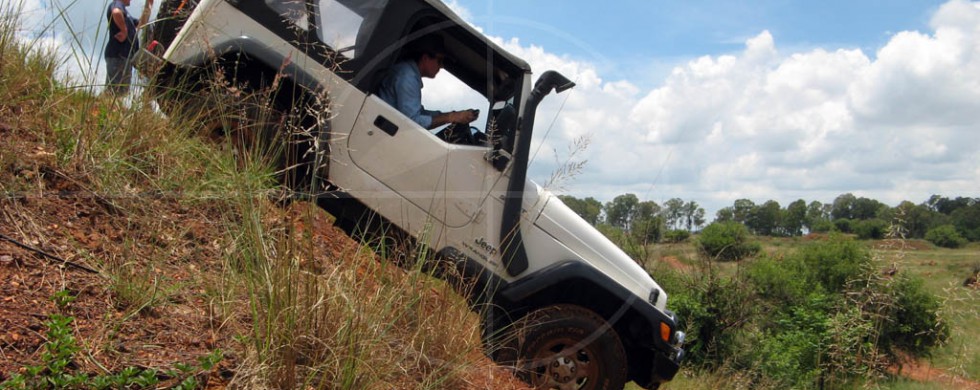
left=9, top=0, right=157, bottom=90
left=443, top=0, right=980, bottom=216
left=15, top=0, right=978, bottom=216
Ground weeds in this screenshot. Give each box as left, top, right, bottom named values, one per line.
left=1, top=2, right=503, bottom=387
left=220, top=195, right=487, bottom=389
left=662, top=235, right=953, bottom=389
left=0, top=292, right=223, bottom=390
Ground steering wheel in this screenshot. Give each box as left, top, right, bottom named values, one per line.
left=437, top=123, right=477, bottom=145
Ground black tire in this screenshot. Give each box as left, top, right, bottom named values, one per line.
left=501, top=304, right=628, bottom=390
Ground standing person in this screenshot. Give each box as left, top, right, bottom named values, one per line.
left=377, top=34, right=478, bottom=130
left=104, top=0, right=153, bottom=95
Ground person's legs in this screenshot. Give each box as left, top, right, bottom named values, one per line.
left=105, top=56, right=133, bottom=95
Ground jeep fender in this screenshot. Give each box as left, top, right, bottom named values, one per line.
left=497, top=260, right=682, bottom=385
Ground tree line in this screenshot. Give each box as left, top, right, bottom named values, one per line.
left=559, top=193, right=980, bottom=247
left=557, top=194, right=705, bottom=245
left=714, top=194, right=980, bottom=246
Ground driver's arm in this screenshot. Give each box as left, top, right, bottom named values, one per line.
left=428, top=109, right=478, bottom=129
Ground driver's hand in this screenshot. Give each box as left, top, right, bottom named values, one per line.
left=455, top=109, right=478, bottom=123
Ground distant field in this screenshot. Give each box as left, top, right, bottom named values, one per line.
left=643, top=237, right=979, bottom=390
left=874, top=241, right=979, bottom=386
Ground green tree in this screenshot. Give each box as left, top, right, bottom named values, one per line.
left=748, top=200, right=781, bottom=236
left=894, top=200, right=944, bottom=239
left=852, top=196, right=886, bottom=220
left=663, top=198, right=686, bottom=230
left=605, top=193, right=639, bottom=231
left=805, top=200, right=829, bottom=232
left=951, top=203, right=980, bottom=241
left=715, top=206, right=734, bottom=223
left=684, top=200, right=706, bottom=231
left=854, top=219, right=889, bottom=239
left=632, top=200, right=663, bottom=243
left=558, top=195, right=603, bottom=225
left=927, top=195, right=976, bottom=215
left=831, top=193, right=857, bottom=220
left=781, top=199, right=807, bottom=236
left=732, top=198, right=756, bottom=225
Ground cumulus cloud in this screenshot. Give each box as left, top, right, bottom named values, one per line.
left=14, top=0, right=978, bottom=215
left=10, top=0, right=156, bottom=88
left=443, top=0, right=980, bottom=214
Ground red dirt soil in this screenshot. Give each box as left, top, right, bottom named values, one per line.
left=0, top=120, right=528, bottom=388
left=890, top=354, right=980, bottom=390
left=659, top=256, right=692, bottom=271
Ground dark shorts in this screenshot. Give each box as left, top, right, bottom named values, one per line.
left=105, top=56, right=134, bottom=94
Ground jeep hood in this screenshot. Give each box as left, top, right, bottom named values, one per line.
left=533, top=193, right=669, bottom=311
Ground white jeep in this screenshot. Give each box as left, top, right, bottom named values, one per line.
left=139, top=0, right=685, bottom=388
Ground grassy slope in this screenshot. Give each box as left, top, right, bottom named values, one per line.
left=0, top=9, right=529, bottom=389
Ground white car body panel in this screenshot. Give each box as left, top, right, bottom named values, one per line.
left=162, top=0, right=663, bottom=309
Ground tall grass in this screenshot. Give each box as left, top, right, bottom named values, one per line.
left=220, top=196, right=488, bottom=388
left=1, top=3, right=511, bottom=388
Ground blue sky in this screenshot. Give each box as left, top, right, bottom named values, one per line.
left=16, top=0, right=980, bottom=219
left=436, top=0, right=980, bottom=216
left=453, top=0, right=947, bottom=82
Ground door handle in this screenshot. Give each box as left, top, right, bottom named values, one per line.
left=373, top=115, right=398, bottom=136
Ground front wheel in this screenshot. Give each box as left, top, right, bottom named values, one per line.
left=501, top=304, right=628, bottom=390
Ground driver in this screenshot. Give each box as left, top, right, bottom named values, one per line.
left=377, top=34, right=479, bottom=130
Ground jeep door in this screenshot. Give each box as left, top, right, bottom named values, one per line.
left=347, top=97, right=502, bottom=232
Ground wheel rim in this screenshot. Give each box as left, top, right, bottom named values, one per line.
left=526, top=337, right=600, bottom=390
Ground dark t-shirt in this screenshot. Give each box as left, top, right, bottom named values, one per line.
left=104, top=0, right=139, bottom=58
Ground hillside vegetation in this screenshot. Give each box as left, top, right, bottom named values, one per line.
left=3, top=5, right=977, bottom=390
left=0, top=9, right=528, bottom=389
left=640, top=234, right=978, bottom=390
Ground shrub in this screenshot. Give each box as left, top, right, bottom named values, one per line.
left=663, top=229, right=691, bottom=243
left=775, top=234, right=871, bottom=293
left=673, top=235, right=950, bottom=388
left=743, top=307, right=827, bottom=387
left=747, top=255, right=810, bottom=306
left=853, top=219, right=889, bottom=240
left=881, top=274, right=949, bottom=357
left=925, top=224, right=967, bottom=248
left=662, top=265, right=754, bottom=367
left=809, top=219, right=835, bottom=233
left=832, top=218, right=853, bottom=233
left=696, top=221, right=760, bottom=261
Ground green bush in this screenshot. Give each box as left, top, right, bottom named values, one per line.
left=695, top=221, right=760, bottom=261
left=795, top=234, right=872, bottom=292
left=662, top=266, right=754, bottom=367
left=663, top=229, right=691, bottom=243
left=853, top=219, right=889, bottom=240
left=808, top=219, right=835, bottom=233
left=747, top=255, right=810, bottom=306
left=832, top=218, right=854, bottom=233
left=672, top=235, right=950, bottom=388
left=744, top=317, right=826, bottom=387
left=925, top=224, right=967, bottom=248
left=881, top=274, right=949, bottom=357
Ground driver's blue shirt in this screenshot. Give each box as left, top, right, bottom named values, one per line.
left=377, top=60, right=441, bottom=129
